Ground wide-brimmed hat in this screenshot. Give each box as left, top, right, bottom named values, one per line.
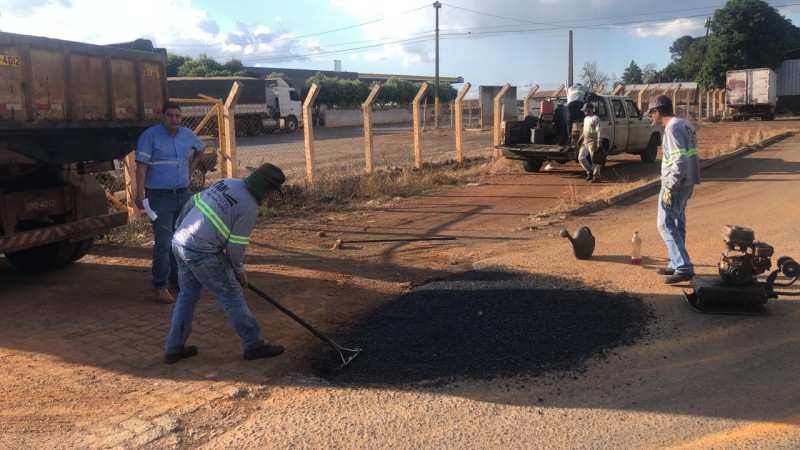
left=580, top=103, right=595, bottom=112
left=246, top=163, right=287, bottom=194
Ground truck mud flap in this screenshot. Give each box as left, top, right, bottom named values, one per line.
left=0, top=211, right=128, bottom=254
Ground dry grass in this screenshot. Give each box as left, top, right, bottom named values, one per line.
left=100, top=127, right=794, bottom=246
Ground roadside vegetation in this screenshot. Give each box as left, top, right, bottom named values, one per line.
left=100, top=125, right=793, bottom=247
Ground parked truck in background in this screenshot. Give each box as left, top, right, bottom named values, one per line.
left=500, top=94, right=661, bottom=172
left=167, top=76, right=304, bottom=137
left=726, top=68, right=777, bottom=121
left=0, top=31, right=167, bottom=271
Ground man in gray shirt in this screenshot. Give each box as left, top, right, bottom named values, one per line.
left=164, top=163, right=287, bottom=363
left=647, top=95, right=700, bottom=285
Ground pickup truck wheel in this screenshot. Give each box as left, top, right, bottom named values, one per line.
left=522, top=160, right=543, bottom=172
left=285, top=116, right=299, bottom=133
left=190, top=168, right=206, bottom=193
left=641, top=134, right=659, bottom=164
left=5, top=240, right=76, bottom=272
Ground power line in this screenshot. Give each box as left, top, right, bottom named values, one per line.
left=163, top=1, right=800, bottom=64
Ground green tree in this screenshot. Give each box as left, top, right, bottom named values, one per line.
left=265, top=72, right=293, bottom=86
left=176, top=53, right=224, bottom=77
left=698, top=0, right=800, bottom=89
left=166, top=54, right=189, bottom=77
left=621, top=60, right=643, bottom=84
left=666, top=35, right=706, bottom=81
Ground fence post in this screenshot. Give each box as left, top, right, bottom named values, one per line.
left=413, top=83, right=429, bottom=169
left=551, top=84, right=565, bottom=97
left=612, top=84, right=624, bottom=95
left=222, top=82, right=242, bottom=178
left=363, top=84, right=381, bottom=173
left=638, top=84, right=651, bottom=112
left=303, top=83, right=320, bottom=184
left=124, top=152, right=140, bottom=221
left=523, top=84, right=539, bottom=119
left=454, top=82, right=471, bottom=164
left=493, top=83, right=510, bottom=158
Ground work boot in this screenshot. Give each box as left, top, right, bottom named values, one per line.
left=243, top=341, right=285, bottom=360
left=585, top=172, right=593, bottom=181
left=154, top=288, right=174, bottom=304
left=590, top=176, right=601, bottom=184
left=665, top=272, right=694, bottom=285
left=655, top=267, right=675, bottom=276
left=164, top=345, right=198, bottom=364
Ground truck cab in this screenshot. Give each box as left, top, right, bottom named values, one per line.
left=266, top=78, right=303, bottom=132
left=501, top=94, right=661, bottom=172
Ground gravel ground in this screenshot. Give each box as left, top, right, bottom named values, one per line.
left=327, top=269, right=653, bottom=386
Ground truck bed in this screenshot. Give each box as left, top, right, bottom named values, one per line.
left=0, top=31, right=167, bottom=163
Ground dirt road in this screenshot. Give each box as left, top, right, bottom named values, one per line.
left=1, top=120, right=799, bottom=449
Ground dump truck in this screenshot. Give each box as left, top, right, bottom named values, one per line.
left=0, top=31, right=167, bottom=271
left=167, top=76, right=304, bottom=136
left=500, top=93, right=661, bottom=172
left=726, top=68, right=777, bottom=121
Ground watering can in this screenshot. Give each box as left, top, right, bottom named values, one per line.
left=560, top=226, right=595, bottom=260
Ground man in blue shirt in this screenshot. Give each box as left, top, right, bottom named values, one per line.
left=135, top=102, right=205, bottom=303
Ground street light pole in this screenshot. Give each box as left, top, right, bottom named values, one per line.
left=433, top=1, right=441, bottom=131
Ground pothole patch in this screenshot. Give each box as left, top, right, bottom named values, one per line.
left=321, top=269, right=654, bottom=386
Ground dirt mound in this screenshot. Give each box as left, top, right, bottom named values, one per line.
left=325, top=269, right=654, bottom=386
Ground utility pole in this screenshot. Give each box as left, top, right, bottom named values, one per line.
left=696, top=16, right=712, bottom=107
left=433, top=1, right=441, bottom=131
left=568, top=30, right=573, bottom=87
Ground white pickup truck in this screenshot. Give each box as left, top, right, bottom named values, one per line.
left=500, top=94, right=661, bottom=172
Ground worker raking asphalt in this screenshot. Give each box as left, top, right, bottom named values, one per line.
left=322, top=269, right=654, bottom=386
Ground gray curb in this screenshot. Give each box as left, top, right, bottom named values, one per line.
left=569, top=131, right=794, bottom=216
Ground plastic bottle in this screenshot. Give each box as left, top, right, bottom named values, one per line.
left=631, top=231, right=642, bottom=265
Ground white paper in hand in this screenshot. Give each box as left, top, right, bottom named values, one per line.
left=142, top=198, right=158, bottom=221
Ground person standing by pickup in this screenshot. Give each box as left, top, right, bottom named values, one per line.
left=566, top=83, right=590, bottom=141
left=577, top=102, right=603, bottom=183
left=647, top=95, right=700, bottom=285
left=163, top=163, right=287, bottom=363
left=135, top=102, right=205, bottom=304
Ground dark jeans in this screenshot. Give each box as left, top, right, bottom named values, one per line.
left=146, top=188, right=191, bottom=289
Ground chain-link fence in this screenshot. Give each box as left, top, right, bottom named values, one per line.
left=92, top=98, right=224, bottom=213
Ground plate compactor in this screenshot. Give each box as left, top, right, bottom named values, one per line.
left=685, top=225, right=800, bottom=314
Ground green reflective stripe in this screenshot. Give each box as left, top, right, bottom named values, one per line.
left=194, top=194, right=232, bottom=239
left=229, top=235, right=249, bottom=245
left=662, top=147, right=698, bottom=165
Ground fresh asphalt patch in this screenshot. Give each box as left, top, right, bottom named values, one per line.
left=319, top=269, right=654, bottom=386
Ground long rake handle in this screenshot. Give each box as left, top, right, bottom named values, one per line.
left=344, top=237, right=456, bottom=244
left=248, top=284, right=342, bottom=351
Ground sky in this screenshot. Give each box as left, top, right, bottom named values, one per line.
left=2, top=0, right=800, bottom=98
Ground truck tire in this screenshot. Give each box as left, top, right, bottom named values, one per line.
left=235, top=120, right=249, bottom=137
left=522, top=160, right=543, bottom=173
left=285, top=116, right=298, bottom=133
left=69, top=238, right=95, bottom=262
left=641, top=133, right=659, bottom=164
left=5, top=240, right=76, bottom=272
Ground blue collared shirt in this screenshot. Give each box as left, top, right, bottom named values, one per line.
left=135, top=124, right=205, bottom=189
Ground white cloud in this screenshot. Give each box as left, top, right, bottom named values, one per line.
left=632, top=18, right=704, bottom=39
